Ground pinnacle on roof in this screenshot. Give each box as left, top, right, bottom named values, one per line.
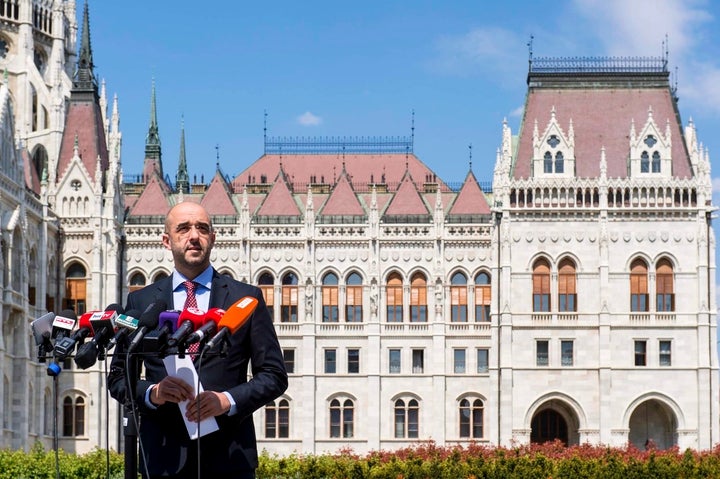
left=73, top=1, right=96, bottom=93
left=176, top=117, right=189, bottom=194
left=145, top=78, right=162, bottom=165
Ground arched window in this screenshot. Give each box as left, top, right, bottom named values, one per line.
left=258, top=273, right=275, bottom=319
left=394, top=398, right=419, bottom=438
left=532, top=259, right=551, bottom=312
left=410, top=272, right=427, bottom=322
left=322, top=272, right=339, bottom=323
left=330, top=398, right=354, bottom=438
left=630, top=259, right=649, bottom=312
left=28, top=249, right=37, bottom=306
left=640, top=151, right=650, bottom=173
left=450, top=272, right=467, bottom=322
left=474, top=272, right=491, bottom=322
left=129, top=272, right=146, bottom=293
left=346, top=272, right=363, bottom=322
left=64, top=262, right=87, bottom=314
left=265, top=399, right=289, bottom=438
left=459, top=397, right=484, bottom=438
left=558, top=259, right=577, bottom=312
left=656, top=259, right=674, bottom=312
left=386, top=272, right=403, bottom=322
left=11, top=228, right=21, bottom=291
left=554, top=152, right=564, bottom=174
left=62, top=395, right=85, bottom=437
left=281, top=272, right=298, bottom=323
left=651, top=151, right=661, bottom=173
left=543, top=151, right=552, bottom=173
left=153, top=271, right=168, bottom=282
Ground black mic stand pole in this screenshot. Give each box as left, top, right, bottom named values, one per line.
left=46, top=360, right=62, bottom=479
left=123, top=351, right=139, bottom=479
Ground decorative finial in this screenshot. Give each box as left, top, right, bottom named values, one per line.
left=468, top=144, right=473, bottom=171
left=215, top=143, right=220, bottom=171
left=411, top=109, right=415, bottom=151
left=527, top=34, right=534, bottom=67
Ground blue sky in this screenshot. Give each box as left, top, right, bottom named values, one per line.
left=88, top=0, right=720, bottom=313
left=89, top=1, right=719, bottom=189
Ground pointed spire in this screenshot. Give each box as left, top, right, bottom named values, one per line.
left=73, top=1, right=97, bottom=92
left=145, top=78, right=162, bottom=164
left=176, top=117, right=189, bottom=194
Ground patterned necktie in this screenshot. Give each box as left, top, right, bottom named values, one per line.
left=183, top=281, right=200, bottom=358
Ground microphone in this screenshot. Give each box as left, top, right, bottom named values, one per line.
left=53, top=310, right=87, bottom=361
left=31, top=312, right=56, bottom=362
left=126, top=300, right=167, bottom=354
left=165, top=307, right=206, bottom=348
left=185, top=307, right=224, bottom=346
left=74, top=305, right=123, bottom=369
left=107, top=309, right=142, bottom=351
left=204, top=296, right=259, bottom=352
left=142, top=309, right=180, bottom=353
left=51, top=309, right=77, bottom=341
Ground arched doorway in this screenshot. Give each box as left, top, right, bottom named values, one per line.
left=628, top=399, right=677, bottom=450
left=531, top=409, right=568, bottom=445
left=530, top=400, right=580, bottom=445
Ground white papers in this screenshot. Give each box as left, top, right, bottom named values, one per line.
left=162, top=354, right=219, bottom=439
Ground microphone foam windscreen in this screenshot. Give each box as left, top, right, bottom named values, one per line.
left=218, top=296, right=258, bottom=332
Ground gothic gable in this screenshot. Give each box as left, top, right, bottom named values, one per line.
left=532, top=106, right=575, bottom=178
left=54, top=149, right=97, bottom=219
left=629, top=106, right=672, bottom=178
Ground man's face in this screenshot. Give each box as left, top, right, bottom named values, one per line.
left=162, top=203, right=216, bottom=279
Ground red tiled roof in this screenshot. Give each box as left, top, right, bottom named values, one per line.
left=256, top=170, right=301, bottom=216
left=383, top=170, right=430, bottom=216
left=129, top=174, right=171, bottom=216
left=319, top=173, right=365, bottom=216
left=57, top=100, right=109, bottom=182
left=201, top=172, right=237, bottom=215
left=22, top=149, right=41, bottom=195
left=448, top=170, right=491, bottom=215
left=232, top=153, right=449, bottom=192
left=514, top=87, right=692, bottom=179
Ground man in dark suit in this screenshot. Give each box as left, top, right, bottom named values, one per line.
left=108, top=202, right=288, bottom=479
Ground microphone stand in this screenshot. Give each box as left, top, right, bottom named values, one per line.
left=123, top=350, right=140, bottom=479
left=46, top=360, right=62, bottom=479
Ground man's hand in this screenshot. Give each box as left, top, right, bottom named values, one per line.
left=150, top=376, right=194, bottom=406
left=185, top=391, right=230, bottom=422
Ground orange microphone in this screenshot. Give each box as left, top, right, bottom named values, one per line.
left=203, top=296, right=259, bottom=351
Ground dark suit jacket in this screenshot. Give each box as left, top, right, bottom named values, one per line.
left=108, top=269, right=288, bottom=476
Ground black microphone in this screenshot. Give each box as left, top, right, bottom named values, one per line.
left=74, top=305, right=123, bottom=369
left=52, top=310, right=84, bottom=361
left=107, top=309, right=141, bottom=351
left=142, top=310, right=180, bottom=354
left=31, top=312, right=56, bottom=362
left=127, top=300, right=167, bottom=354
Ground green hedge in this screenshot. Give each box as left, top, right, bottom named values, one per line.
left=0, top=443, right=123, bottom=479
left=4, top=441, right=720, bottom=478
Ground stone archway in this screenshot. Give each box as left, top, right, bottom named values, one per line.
left=530, top=400, right=580, bottom=446
left=628, top=399, right=677, bottom=450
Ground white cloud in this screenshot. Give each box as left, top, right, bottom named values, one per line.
left=509, top=105, right=524, bottom=118
left=571, top=0, right=720, bottom=115
left=430, top=26, right=527, bottom=81
left=712, top=177, right=720, bottom=195
left=297, top=111, right=322, bottom=126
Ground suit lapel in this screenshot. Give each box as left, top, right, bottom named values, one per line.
left=209, top=269, right=231, bottom=309
left=152, top=276, right=175, bottom=310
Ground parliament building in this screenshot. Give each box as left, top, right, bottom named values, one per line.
left=0, top=0, right=716, bottom=456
